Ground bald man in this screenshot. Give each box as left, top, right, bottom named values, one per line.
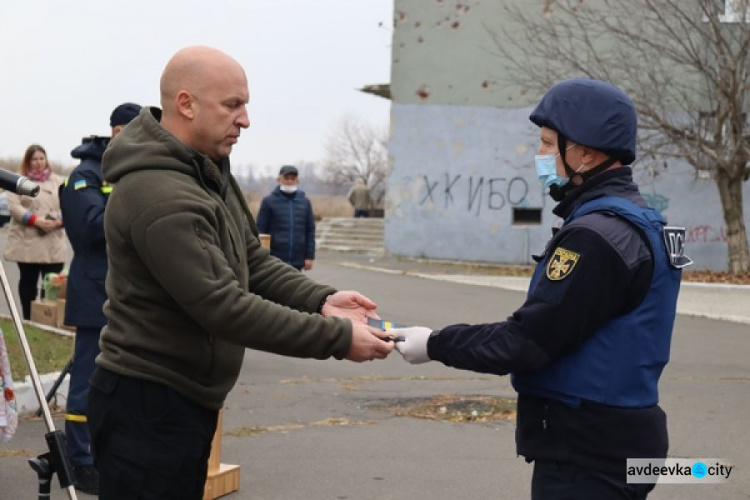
left=88, top=46, right=394, bottom=499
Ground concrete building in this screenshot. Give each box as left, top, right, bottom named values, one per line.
left=381, top=0, right=750, bottom=271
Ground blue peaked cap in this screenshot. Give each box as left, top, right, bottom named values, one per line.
left=529, top=78, right=638, bottom=165
left=110, top=102, right=142, bottom=127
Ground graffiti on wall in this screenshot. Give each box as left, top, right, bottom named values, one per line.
left=686, top=225, right=727, bottom=243
left=409, top=178, right=728, bottom=244
left=417, top=173, right=540, bottom=216
left=640, top=192, right=727, bottom=244
left=642, top=193, right=669, bottom=213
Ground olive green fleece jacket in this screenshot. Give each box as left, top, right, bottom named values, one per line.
left=99, top=107, right=352, bottom=409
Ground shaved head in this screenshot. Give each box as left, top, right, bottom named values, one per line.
left=158, top=46, right=250, bottom=160
left=160, top=46, right=243, bottom=115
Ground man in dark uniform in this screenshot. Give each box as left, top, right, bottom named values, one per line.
left=392, top=78, right=691, bottom=499
left=58, top=102, right=141, bottom=495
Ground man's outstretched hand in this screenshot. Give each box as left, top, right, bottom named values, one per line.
left=321, top=291, right=392, bottom=361
left=322, top=290, right=380, bottom=324
left=346, top=323, right=394, bottom=362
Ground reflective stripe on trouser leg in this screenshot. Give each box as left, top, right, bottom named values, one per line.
left=65, top=326, right=102, bottom=466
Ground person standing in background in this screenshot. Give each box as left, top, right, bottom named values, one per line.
left=256, top=165, right=316, bottom=271
left=3, top=144, right=66, bottom=320
left=347, top=178, right=371, bottom=218
left=58, top=102, right=141, bottom=495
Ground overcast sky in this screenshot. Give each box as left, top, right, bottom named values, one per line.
left=0, top=1, right=393, bottom=175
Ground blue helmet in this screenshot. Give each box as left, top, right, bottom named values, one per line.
left=529, top=78, right=637, bottom=165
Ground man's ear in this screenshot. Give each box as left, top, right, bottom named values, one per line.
left=580, top=145, right=598, bottom=163
left=581, top=145, right=610, bottom=166
left=176, top=90, right=195, bottom=120
left=111, top=125, right=124, bottom=137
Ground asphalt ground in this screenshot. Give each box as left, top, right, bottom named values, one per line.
left=0, top=249, right=748, bottom=499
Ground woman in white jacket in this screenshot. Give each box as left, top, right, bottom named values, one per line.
left=3, top=144, right=66, bottom=319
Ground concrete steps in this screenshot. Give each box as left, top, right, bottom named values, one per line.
left=316, top=217, right=384, bottom=255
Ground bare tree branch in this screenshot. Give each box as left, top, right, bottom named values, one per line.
left=490, top=0, right=750, bottom=272
left=321, top=114, right=389, bottom=207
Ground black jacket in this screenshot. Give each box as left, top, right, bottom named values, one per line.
left=60, top=136, right=110, bottom=328
left=256, top=187, right=315, bottom=269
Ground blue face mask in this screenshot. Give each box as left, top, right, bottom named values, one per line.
left=534, top=153, right=568, bottom=188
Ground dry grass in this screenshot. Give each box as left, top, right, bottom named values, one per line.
left=223, top=419, right=375, bottom=439
left=244, top=192, right=352, bottom=220
left=2, top=320, right=73, bottom=382
left=308, top=195, right=353, bottom=219
left=375, top=395, right=517, bottom=423
left=682, top=270, right=750, bottom=285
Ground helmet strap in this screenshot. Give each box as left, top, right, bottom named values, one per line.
left=549, top=182, right=572, bottom=202
left=551, top=132, right=618, bottom=202
left=557, top=133, right=577, bottom=180
left=557, top=132, right=618, bottom=184
left=546, top=133, right=575, bottom=202
left=579, top=157, right=618, bottom=182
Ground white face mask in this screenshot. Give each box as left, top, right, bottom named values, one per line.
left=279, top=185, right=298, bottom=193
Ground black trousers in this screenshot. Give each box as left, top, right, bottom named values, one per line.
left=17, top=262, right=64, bottom=319
left=531, top=460, right=655, bottom=500
left=87, top=368, right=219, bottom=500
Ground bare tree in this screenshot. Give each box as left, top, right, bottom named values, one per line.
left=320, top=114, right=389, bottom=207
left=490, top=0, right=750, bottom=273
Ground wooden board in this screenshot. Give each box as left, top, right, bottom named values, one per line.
left=203, top=409, right=241, bottom=499
left=204, top=463, right=241, bottom=500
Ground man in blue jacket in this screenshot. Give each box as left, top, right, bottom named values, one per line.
left=59, top=102, right=141, bottom=495
left=391, top=79, right=692, bottom=499
left=256, top=165, right=316, bottom=271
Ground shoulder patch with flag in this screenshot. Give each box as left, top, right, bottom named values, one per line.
left=73, top=180, right=88, bottom=190
left=546, top=247, right=581, bottom=281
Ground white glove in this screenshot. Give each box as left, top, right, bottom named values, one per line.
left=391, top=326, right=433, bottom=364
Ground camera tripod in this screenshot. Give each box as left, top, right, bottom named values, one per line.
left=0, top=258, right=77, bottom=499
left=35, top=357, right=73, bottom=418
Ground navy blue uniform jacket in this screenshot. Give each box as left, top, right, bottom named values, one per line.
left=256, top=187, right=315, bottom=269
left=60, top=136, right=110, bottom=328
left=427, top=168, right=668, bottom=474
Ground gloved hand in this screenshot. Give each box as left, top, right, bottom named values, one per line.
left=391, top=326, right=433, bottom=364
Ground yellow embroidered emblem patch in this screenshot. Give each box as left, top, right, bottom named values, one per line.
left=546, top=247, right=581, bottom=281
